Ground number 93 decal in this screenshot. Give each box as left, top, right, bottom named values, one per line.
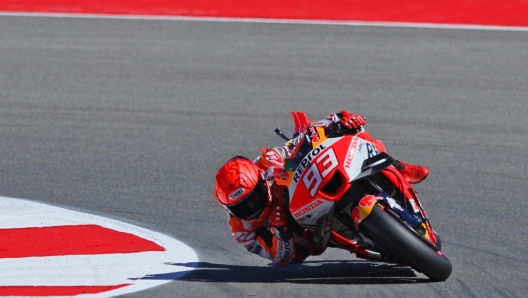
left=303, top=148, right=338, bottom=197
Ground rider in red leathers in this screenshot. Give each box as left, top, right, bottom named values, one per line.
left=214, top=110, right=429, bottom=266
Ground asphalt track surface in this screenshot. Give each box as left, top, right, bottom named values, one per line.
left=1, top=15, right=527, bottom=298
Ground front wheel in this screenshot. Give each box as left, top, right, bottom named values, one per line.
left=359, top=205, right=452, bottom=281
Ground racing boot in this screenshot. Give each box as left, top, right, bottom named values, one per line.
left=393, top=160, right=430, bottom=184
left=290, top=230, right=326, bottom=264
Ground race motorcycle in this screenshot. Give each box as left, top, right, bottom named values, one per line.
left=274, top=112, right=452, bottom=281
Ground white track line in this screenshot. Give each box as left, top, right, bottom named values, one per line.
left=1, top=12, right=528, bottom=32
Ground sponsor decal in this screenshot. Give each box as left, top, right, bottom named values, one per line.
left=276, top=238, right=292, bottom=261
left=284, top=240, right=292, bottom=260
left=293, top=144, right=326, bottom=183
left=359, top=195, right=380, bottom=207
left=311, top=120, right=332, bottom=127
left=344, top=137, right=359, bottom=169
left=409, top=199, right=420, bottom=213
left=234, top=231, right=255, bottom=243
left=292, top=199, right=324, bottom=218
left=308, top=126, right=320, bottom=142
left=386, top=197, right=404, bottom=211
left=366, top=142, right=379, bottom=159
left=229, top=188, right=245, bottom=200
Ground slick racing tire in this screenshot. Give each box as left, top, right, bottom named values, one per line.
left=359, top=205, right=452, bottom=281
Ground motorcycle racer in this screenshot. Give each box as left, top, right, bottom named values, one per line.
left=214, top=110, right=429, bottom=266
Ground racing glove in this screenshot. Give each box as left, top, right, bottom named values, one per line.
left=339, top=110, right=366, bottom=131
left=270, top=200, right=288, bottom=227
left=255, top=148, right=288, bottom=181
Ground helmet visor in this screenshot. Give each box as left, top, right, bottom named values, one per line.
left=226, top=180, right=269, bottom=220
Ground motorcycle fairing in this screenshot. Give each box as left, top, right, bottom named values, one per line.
left=352, top=195, right=381, bottom=229
left=291, top=111, right=310, bottom=133
left=287, top=133, right=439, bottom=244
left=379, top=166, right=438, bottom=245
left=352, top=194, right=424, bottom=231
left=287, top=137, right=341, bottom=203
left=288, top=136, right=374, bottom=228
left=353, top=152, right=395, bottom=181
left=288, top=135, right=382, bottom=206
left=312, top=203, right=335, bottom=248
left=274, top=126, right=329, bottom=187
left=291, top=198, right=335, bottom=228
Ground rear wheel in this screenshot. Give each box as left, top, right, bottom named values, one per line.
left=359, top=205, right=452, bottom=281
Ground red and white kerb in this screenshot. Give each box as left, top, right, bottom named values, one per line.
left=0, top=196, right=198, bottom=297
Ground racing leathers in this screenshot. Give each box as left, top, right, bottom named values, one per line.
left=226, top=206, right=324, bottom=266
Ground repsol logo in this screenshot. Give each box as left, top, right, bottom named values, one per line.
left=292, top=199, right=324, bottom=218
left=293, top=144, right=326, bottom=183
